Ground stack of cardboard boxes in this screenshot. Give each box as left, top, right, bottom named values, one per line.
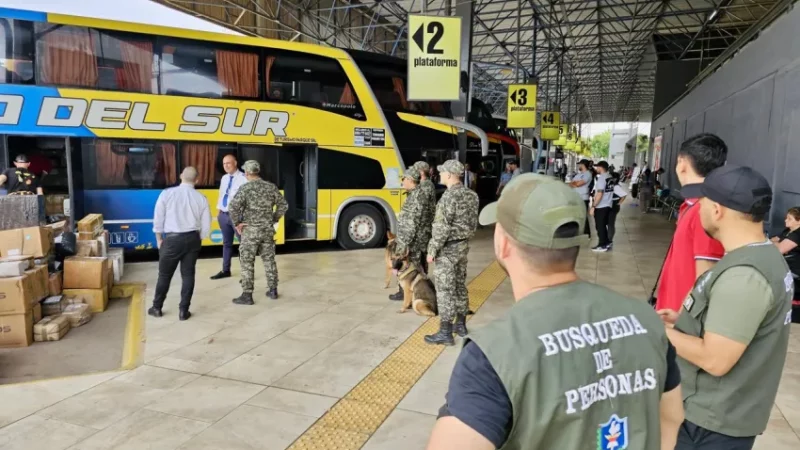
left=0, top=227, right=54, bottom=347
left=0, top=214, right=123, bottom=348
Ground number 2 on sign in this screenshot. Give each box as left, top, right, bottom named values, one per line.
left=426, top=21, right=444, bottom=54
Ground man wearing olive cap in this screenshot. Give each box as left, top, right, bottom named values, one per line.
left=427, top=174, right=684, bottom=450
left=390, top=166, right=428, bottom=302
left=424, top=159, right=479, bottom=345
left=228, top=160, right=288, bottom=305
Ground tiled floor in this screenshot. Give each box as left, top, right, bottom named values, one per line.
left=0, top=206, right=798, bottom=449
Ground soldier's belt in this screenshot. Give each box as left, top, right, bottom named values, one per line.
left=443, top=239, right=468, bottom=246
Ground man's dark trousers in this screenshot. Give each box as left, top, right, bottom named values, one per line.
left=675, top=420, right=756, bottom=450
left=583, top=200, right=591, bottom=237
left=218, top=211, right=239, bottom=273
left=595, top=206, right=613, bottom=247
left=153, top=231, right=202, bottom=310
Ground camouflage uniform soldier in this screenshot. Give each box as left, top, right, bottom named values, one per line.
left=228, top=160, right=288, bottom=305
left=425, top=159, right=479, bottom=346
left=413, top=161, right=436, bottom=269
left=390, top=167, right=427, bottom=300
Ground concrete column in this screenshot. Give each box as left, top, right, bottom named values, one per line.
left=451, top=0, right=474, bottom=163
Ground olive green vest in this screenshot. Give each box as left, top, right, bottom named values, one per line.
left=674, top=241, right=793, bottom=437
left=470, top=281, right=669, bottom=450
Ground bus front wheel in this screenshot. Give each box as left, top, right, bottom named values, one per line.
left=337, top=203, right=385, bottom=250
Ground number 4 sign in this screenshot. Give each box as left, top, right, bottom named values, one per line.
left=407, top=15, right=462, bottom=101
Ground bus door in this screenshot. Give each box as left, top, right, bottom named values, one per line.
left=276, top=145, right=317, bottom=241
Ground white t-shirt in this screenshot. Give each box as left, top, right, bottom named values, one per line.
left=594, top=173, right=615, bottom=209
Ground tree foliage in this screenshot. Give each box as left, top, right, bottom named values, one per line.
left=589, top=130, right=611, bottom=159
left=636, top=134, right=649, bottom=153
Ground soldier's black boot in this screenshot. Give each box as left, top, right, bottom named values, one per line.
left=266, top=288, right=278, bottom=300
left=389, top=287, right=404, bottom=301
left=424, top=320, right=455, bottom=346
left=233, top=292, right=255, bottom=305
left=453, top=314, right=468, bottom=337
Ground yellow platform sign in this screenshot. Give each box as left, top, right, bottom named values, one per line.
left=540, top=111, right=560, bottom=140
left=506, top=84, right=537, bottom=128
left=407, top=15, right=462, bottom=101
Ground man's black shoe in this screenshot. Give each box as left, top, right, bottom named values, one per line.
left=147, top=306, right=162, bottom=318
left=266, top=288, right=278, bottom=300
left=179, top=309, right=191, bottom=321
left=233, top=293, right=255, bottom=305
left=210, top=271, right=231, bottom=280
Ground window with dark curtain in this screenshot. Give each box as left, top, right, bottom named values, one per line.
left=160, top=143, right=178, bottom=185
left=216, top=49, right=258, bottom=98
left=181, top=143, right=219, bottom=188
left=95, top=140, right=127, bottom=186
left=36, top=24, right=98, bottom=87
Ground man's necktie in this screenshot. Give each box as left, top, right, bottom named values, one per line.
left=222, top=176, right=233, bottom=207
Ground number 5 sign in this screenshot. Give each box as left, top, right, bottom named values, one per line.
left=407, top=15, right=462, bottom=101
left=507, top=84, right=537, bottom=128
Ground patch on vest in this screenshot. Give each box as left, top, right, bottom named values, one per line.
left=683, top=295, right=695, bottom=312
left=597, top=414, right=628, bottom=450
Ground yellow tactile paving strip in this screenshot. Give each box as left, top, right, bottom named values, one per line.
left=288, top=261, right=508, bottom=450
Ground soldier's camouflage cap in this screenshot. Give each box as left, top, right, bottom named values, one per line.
left=437, top=159, right=464, bottom=175
left=402, top=166, right=421, bottom=182
left=413, top=161, right=430, bottom=172
left=242, top=160, right=260, bottom=174
left=479, top=173, right=588, bottom=249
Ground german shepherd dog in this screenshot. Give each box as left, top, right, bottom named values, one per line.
left=384, top=232, right=438, bottom=316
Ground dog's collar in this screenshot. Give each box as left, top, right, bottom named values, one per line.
left=397, top=265, right=416, bottom=280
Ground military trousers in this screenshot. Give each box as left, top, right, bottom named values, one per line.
left=433, top=243, right=469, bottom=323
left=239, top=226, right=278, bottom=293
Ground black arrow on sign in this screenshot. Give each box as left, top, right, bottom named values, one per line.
left=412, top=24, right=425, bottom=52
left=510, top=90, right=517, bottom=105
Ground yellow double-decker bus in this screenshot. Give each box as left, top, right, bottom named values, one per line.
left=0, top=7, right=423, bottom=250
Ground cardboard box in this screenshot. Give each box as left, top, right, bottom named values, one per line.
left=42, top=295, right=67, bottom=316
left=62, top=303, right=92, bottom=327
left=0, top=273, right=36, bottom=315
left=77, top=232, right=96, bottom=242
left=33, top=302, right=42, bottom=322
left=63, top=257, right=108, bottom=290
left=0, top=311, right=33, bottom=347
left=96, top=232, right=108, bottom=257
left=0, top=255, right=34, bottom=270
left=76, top=240, right=100, bottom=257
left=62, top=288, right=108, bottom=313
left=0, top=227, right=53, bottom=258
left=45, top=194, right=69, bottom=216
left=25, top=265, right=48, bottom=303
left=107, top=248, right=124, bottom=283
left=77, top=214, right=103, bottom=235
left=0, top=260, right=29, bottom=278
left=34, top=315, right=70, bottom=342
left=48, top=271, right=63, bottom=296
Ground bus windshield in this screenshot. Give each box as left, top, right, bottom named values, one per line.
left=347, top=51, right=450, bottom=118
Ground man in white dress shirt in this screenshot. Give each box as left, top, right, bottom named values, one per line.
left=149, top=167, right=211, bottom=321
left=211, top=154, right=247, bottom=280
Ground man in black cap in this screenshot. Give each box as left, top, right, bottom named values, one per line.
left=658, top=165, right=793, bottom=450
left=0, top=154, right=43, bottom=195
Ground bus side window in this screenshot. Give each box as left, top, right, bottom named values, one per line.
left=84, top=140, right=174, bottom=189
left=160, top=40, right=259, bottom=99
left=179, top=142, right=237, bottom=189
left=317, top=149, right=385, bottom=190
left=0, top=19, right=34, bottom=85
left=267, top=51, right=364, bottom=119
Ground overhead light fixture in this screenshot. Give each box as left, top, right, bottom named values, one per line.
left=709, top=9, right=718, bottom=21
